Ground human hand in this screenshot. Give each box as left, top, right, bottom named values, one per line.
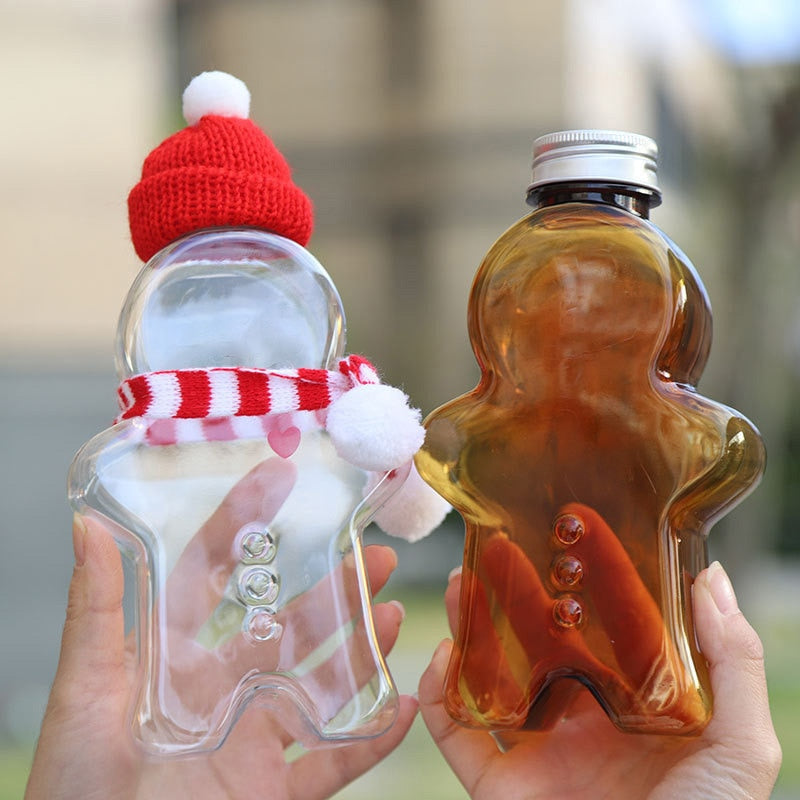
left=419, top=559, right=781, bottom=800
left=25, top=466, right=416, bottom=800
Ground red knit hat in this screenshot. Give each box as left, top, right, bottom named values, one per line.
left=128, top=71, right=313, bottom=262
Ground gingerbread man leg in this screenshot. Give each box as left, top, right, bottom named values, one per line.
left=447, top=532, right=628, bottom=732
left=447, top=507, right=708, bottom=735
left=553, top=502, right=708, bottom=733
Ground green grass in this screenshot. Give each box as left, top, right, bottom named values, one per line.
left=0, top=747, right=34, bottom=800
left=757, top=614, right=800, bottom=793
left=771, top=685, right=800, bottom=790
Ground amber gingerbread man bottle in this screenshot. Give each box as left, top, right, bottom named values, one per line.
left=415, top=130, right=765, bottom=738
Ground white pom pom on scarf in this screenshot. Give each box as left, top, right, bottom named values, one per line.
left=326, top=383, right=425, bottom=472
left=371, top=461, right=451, bottom=542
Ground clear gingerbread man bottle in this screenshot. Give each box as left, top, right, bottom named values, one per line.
left=415, top=130, right=765, bottom=739
left=68, top=71, right=448, bottom=756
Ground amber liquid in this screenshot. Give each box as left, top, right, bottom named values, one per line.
left=416, top=199, right=765, bottom=736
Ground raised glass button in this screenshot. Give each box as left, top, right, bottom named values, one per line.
left=552, top=554, right=584, bottom=587
left=553, top=513, right=585, bottom=545
left=239, top=566, right=280, bottom=604
left=236, top=524, right=277, bottom=563
left=244, top=607, right=282, bottom=642
left=553, top=595, right=584, bottom=628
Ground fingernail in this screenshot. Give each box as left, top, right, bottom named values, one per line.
left=434, top=637, right=452, bottom=661
left=707, top=561, right=738, bottom=616
left=382, top=545, right=399, bottom=572
left=72, top=513, right=87, bottom=566
left=448, top=565, right=462, bottom=582
left=388, top=599, right=406, bottom=621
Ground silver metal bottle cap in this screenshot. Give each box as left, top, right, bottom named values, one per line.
left=528, top=129, right=661, bottom=203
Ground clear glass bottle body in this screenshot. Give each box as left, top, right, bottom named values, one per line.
left=415, top=189, right=765, bottom=736
left=69, top=229, right=400, bottom=755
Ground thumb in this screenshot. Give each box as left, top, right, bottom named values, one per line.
left=25, top=515, right=131, bottom=800
left=693, top=561, right=782, bottom=791
left=51, top=514, right=128, bottom=705
left=418, top=639, right=503, bottom=795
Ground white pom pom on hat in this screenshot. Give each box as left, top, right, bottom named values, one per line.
left=326, top=383, right=425, bottom=473
left=182, top=70, right=251, bottom=126
left=129, top=69, right=314, bottom=261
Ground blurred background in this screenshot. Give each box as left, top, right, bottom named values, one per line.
left=1, top=0, right=799, bottom=796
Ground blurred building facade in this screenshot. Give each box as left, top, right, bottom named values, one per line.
left=168, top=0, right=800, bottom=579
left=2, top=0, right=799, bottom=772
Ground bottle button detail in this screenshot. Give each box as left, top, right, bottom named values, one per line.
left=239, top=566, right=280, bottom=605
left=237, top=524, right=277, bottom=563
left=244, top=607, right=283, bottom=642
left=552, top=554, right=584, bottom=587
left=553, top=513, right=585, bottom=546
left=553, top=595, right=584, bottom=628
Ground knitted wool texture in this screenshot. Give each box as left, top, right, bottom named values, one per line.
left=128, top=114, right=313, bottom=262
left=116, top=356, right=380, bottom=422
left=113, top=355, right=428, bottom=474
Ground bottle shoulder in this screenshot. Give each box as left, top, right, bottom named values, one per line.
left=471, top=202, right=707, bottom=345
left=493, top=202, right=682, bottom=260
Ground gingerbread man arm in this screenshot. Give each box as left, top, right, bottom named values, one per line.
left=416, top=404, right=508, bottom=527
left=667, top=411, right=765, bottom=536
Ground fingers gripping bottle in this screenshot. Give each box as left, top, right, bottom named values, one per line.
left=415, top=130, right=765, bottom=738
left=68, top=72, right=448, bottom=756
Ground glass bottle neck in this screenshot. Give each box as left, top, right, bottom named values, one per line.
left=526, top=183, right=658, bottom=219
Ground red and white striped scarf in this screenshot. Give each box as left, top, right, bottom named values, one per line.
left=115, top=355, right=380, bottom=447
